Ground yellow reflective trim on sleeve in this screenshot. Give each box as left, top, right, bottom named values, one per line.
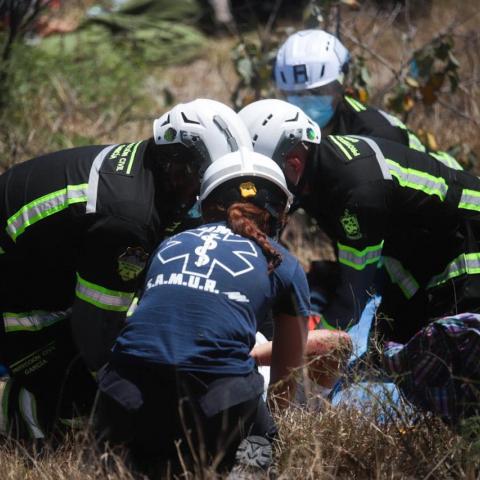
left=458, top=189, right=480, bottom=213
left=75, top=274, right=134, bottom=312
left=337, top=241, right=384, bottom=271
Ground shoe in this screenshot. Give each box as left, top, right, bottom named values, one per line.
left=227, top=435, right=273, bottom=479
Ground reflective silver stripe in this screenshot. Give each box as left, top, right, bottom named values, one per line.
left=3, top=309, right=71, bottom=333
left=378, top=110, right=427, bottom=152
left=76, top=275, right=133, bottom=311
left=386, top=159, right=448, bottom=200
left=19, top=388, right=44, bottom=439
left=86, top=144, right=117, bottom=214
left=427, top=253, right=480, bottom=289
left=458, top=189, right=480, bottom=213
left=383, top=256, right=419, bottom=299
left=429, top=151, right=463, bottom=170
left=351, top=136, right=392, bottom=180
left=337, top=241, right=383, bottom=271
left=0, top=379, right=11, bottom=435
left=378, top=109, right=404, bottom=128
left=6, top=184, right=88, bottom=241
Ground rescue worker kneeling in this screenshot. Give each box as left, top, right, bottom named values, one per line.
left=0, top=98, right=253, bottom=441
left=95, top=148, right=310, bottom=474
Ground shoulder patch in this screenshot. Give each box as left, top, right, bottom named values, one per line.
left=340, top=209, right=362, bottom=240
left=105, top=142, right=142, bottom=176
left=328, top=135, right=373, bottom=161
left=118, top=246, right=149, bottom=281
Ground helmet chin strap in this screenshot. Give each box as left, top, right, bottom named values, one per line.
left=249, top=196, right=284, bottom=240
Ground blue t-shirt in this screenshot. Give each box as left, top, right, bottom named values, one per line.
left=112, top=222, right=310, bottom=375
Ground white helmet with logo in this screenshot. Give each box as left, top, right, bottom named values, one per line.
left=200, top=147, right=293, bottom=213
left=153, top=99, right=253, bottom=171
left=238, top=99, right=320, bottom=168
left=275, top=29, right=350, bottom=92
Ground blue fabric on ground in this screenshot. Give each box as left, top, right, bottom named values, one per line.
left=330, top=294, right=407, bottom=421
left=346, top=294, right=381, bottom=362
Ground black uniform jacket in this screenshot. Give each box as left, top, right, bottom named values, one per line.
left=302, top=134, right=480, bottom=341
left=0, top=141, right=181, bottom=368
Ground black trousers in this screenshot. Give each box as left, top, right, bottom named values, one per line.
left=0, top=314, right=97, bottom=440
left=95, top=363, right=276, bottom=475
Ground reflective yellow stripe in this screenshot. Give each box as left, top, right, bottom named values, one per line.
left=345, top=96, right=366, bottom=112
left=338, top=242, right=383, bottom=271
left=429, top=151, right=463, bottom=171
left=3, top=309, right=70, bottom=333
left=6, top=184, right=88, bottom=241
left=458, top=189, right=480, bottom=213
left=329, top=135, right=352, bottom=160
left=75, top=274, right=133, bottom=312
left=0, top=380, right=11, bottom=435
left=383, top=256, right=419, bottom=299
left=427, top=253, right=480, bottom=289
left=386, top=159, right=448, bottom=200
left=19, top=388, right=44, bottom=439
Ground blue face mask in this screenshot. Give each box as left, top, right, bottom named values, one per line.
left=287, top=94, right=335, bottom=128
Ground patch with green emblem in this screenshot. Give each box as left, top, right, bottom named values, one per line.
left=340, top=209, right=362, bottom=240
left=118, top=247, right=149, bottom=282
left=306, top=127, right=316, bottom=141
left=163, top=127, right=177, bottom=142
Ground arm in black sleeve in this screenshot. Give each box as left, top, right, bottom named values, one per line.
left=321, top=181, right=388, bottom=330
left=71, top=216, right=151, bottom=370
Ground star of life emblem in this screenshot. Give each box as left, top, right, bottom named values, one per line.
left=146, top=224, right=258, bottom=302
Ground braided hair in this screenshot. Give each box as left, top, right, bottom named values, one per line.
left=202, top=184, right=287, bottom=273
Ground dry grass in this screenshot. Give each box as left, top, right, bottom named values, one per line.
left=274, top=403, right=470, bottom=479
left=0, top=394, right=477, bottom=480
left=1, top=1, right=480, bottom=478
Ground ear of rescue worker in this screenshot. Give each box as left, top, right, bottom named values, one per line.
left=238, top=98, right=320, bottom=194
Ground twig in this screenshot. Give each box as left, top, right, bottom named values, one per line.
left=261, top=0, right=283, bottom=49
left=345, top=7, right=480, bottom=106
left=422, top=450, right=452, bottom=480
left=437, top=99, right=480, bottom=126
left=342, top=29, right=399, bottom=78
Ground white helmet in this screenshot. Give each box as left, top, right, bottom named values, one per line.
left=153, top=99, right=253, bottom=170
left=200, top=147, right=293, bottom=213
left=238, top=99, right=320, bottom=168
left=275, top=29, right=350, bottom=92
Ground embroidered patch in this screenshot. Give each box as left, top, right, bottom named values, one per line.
left=340, top=209, right=362, bottom=240
left=239, top=181, right=257, bottom=198
left=106, top=142, right=141, bottom=176
left=118, top=247, right=149, bottom=281
left=163, top=127, right=177, bottom=142
left=306, top=127, right=316, bottom=141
